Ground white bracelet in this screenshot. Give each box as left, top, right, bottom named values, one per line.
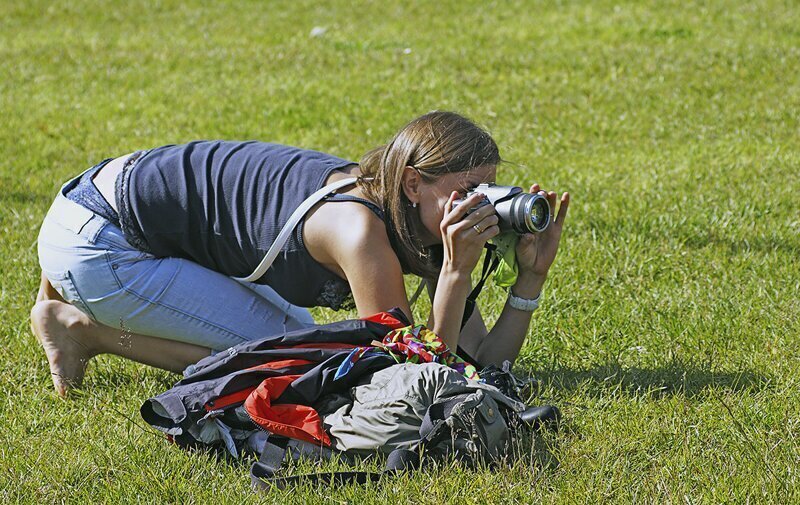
left=507, top=289, right=541, bottom=312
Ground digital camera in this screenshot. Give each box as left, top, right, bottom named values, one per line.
left=453, top=183, right=550, bottom=234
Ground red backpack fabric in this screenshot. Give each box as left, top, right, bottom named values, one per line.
left=141, top=308, right=409, bottom=450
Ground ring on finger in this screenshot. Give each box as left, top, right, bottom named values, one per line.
left=473, top=224, right=484, bottom=234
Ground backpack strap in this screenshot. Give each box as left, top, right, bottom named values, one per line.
left=250, top=437, right=419, bottom=491
left=235, top=177, right=359, bottom=283
left=418, top=393, right=474, bottom=446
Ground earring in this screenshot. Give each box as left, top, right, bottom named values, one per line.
left=412, top=202, right=418, bottom=208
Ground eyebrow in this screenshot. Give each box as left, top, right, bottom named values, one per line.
left=461, top=172, right=495, bottom=190
left=469, top=177, right=494, bottom=186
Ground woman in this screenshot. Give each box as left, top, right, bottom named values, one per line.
left=31, top=111, right=569, bottom=397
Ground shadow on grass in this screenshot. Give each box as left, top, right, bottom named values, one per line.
left=506, top=425, right=562, bottom=476
left=82, top=357, right=179, bottom=394
left=521, top=360, right=771, bottom=399
left=681, top=230, right=800, bottom=257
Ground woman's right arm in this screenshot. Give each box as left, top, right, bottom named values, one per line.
left=338, top=233, right=477, bottom=350
left=423, top=191, right=500, bottom=350
left=317, top=204, right=413, bottom=322
left=320, top=192, right=496, bottom=348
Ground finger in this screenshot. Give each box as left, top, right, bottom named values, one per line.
left=442, top=192, right=487, bottom=225
left=468, top=201, right=497, bottom=221
left=451, top=195, right=495, bottom=224
left=547, top=191, right=557, bottom=214
left=456, top=204, right=497, bottom=230
left=531, top=183, right=540, bottom=193
left=454, top=209, right=498, bottom=236
left=540, top=191, right=554, bottom=221
left=444, top=191, right=458, bottom=215
left=515, top=232, right=537, bottom=254
left=518, top=231, right=535, bottom=244
left=555, top=192, right=570, bottom=224
left=476, top=223, right=500, bottom=241
left=474, top=214, right=499, bottom=232
left=442, top=190, right=468, bottom=223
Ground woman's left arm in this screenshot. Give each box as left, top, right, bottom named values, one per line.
left=460, top=186, right=570, bottom=366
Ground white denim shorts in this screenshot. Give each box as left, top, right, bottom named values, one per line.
left=37, top=172, right=315, bottom=351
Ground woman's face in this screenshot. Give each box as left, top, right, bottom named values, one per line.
left=415, top=164, right=497, bottom=246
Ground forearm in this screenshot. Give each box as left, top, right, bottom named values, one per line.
left=428, top=267, right=472, bottom=351
left=474, top=272, right=546, bottom=366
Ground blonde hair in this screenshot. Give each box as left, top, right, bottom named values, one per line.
left=358, top=111, right=501, bottom=278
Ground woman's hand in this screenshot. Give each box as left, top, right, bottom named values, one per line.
left=515, top=184, right=570, bottom=280
left=430, top=191, right=500, bottom=350
left=439, top=191, right=500, bottom=276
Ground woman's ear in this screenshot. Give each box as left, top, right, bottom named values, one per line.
left=400, top=166, right=421, bottom=205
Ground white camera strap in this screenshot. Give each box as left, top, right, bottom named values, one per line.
left=234, top=177, right=359, bottom=283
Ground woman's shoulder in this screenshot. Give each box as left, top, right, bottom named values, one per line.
left=307, top=196, right=388, bottom=248
left=303, top=195, right=394, bottom=277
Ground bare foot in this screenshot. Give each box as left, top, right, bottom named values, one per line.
left=30, top=270, right=212, bottom=380
left=30, top=300, right=96, bottom=397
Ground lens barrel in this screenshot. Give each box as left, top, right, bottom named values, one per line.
left=507, top=193, right=550, bottom=233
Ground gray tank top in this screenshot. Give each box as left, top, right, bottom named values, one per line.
left=114, top=140, right=382, bottom=310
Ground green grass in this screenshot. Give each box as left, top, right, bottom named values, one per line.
left=1, top=0, right=798, bottom=502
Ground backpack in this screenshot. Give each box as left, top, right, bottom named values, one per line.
left=140, top=308, right=559, bottom=490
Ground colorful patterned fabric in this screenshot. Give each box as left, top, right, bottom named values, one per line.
left=334, top=325, right=480, bottom=381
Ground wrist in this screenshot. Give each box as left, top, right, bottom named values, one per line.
left=435, top=265, right=472, bottom=297
left=512, top=271, right=547, bottom=299
left=506, top=288, right=541, bottom=312
left=431, top=266, right=471, bottom=351
left=438, top=263, right=472, bottom=286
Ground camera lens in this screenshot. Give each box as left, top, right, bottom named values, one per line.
left=509, top=193, right=550, bottom=233
left=527, top=196, right=550, bottom=232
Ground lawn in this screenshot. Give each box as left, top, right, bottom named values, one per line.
left=1, top=0, right=798, bottom=502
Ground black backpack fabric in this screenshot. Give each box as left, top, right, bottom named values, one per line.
left=140, top=308, right=558, bottom=490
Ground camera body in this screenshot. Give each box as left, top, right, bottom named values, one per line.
left=453, top=183, right=550, bottom=234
